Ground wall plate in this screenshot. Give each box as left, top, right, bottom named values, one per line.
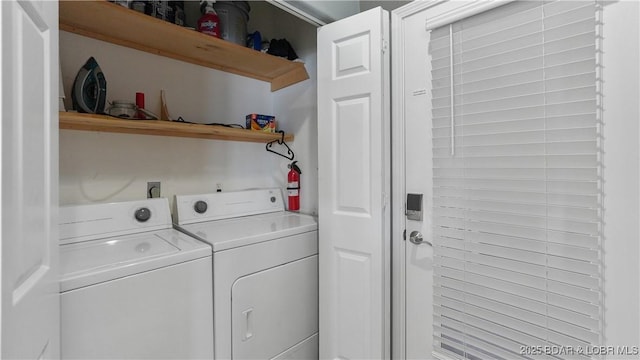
left=147, top=181, right=161, bottom=198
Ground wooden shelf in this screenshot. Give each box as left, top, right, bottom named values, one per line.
left=59, top=1, right=309, bottom=91
left=60, top=112, right=294, bottom=143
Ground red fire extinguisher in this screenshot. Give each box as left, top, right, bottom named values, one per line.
left=287, top=161, right=301, bottom=211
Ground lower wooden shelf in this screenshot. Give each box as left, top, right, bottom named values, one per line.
left=59, top=112, right=294, bottom=143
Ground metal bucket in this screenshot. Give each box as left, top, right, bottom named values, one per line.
left=213, top=1, right=250, bottom=46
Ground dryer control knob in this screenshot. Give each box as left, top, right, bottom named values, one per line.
left=194, top=200, right=208, bottom=214
left=134, top=207, right=151, bottom=222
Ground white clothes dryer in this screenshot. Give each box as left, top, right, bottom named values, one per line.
left=59, top=198, right=213, bottom=359
left=174, top=188, right=318, bottom=360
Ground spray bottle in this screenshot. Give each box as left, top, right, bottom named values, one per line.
left=197, top=1, right=220, bottom=38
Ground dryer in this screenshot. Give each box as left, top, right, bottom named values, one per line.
left=174, top=188, right=318, bottom=360
left=59, top=198, right=213, bottom=359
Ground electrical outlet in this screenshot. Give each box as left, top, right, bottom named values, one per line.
left=216, top=183, right=223, bottom=192
left=147, top=182, right=161, bottom=198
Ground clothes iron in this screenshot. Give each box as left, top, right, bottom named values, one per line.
left=71, top=57, right=107, bottom=114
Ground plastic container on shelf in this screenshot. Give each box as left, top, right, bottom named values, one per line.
left=130, top=1, right=146, bottom=13
left=171, top=1, right=186, bottom=26
left=107, top=101, right=137, bottom=119
left=213, top=1, right=250, bottom=46
left=148, top=1, right=174, bottom=23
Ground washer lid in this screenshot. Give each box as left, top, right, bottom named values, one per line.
left=59, top=229, right=211, bottom=292
left=176, top=211, right=317, bottom=252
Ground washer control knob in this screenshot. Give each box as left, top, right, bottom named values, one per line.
left=194, top=200, right=208, bottom=214
left=134, top=207, right=151, bottom=222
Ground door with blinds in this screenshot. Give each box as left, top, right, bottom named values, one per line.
left=406, top=1, right=601, bottom=359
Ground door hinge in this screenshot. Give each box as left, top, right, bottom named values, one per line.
left=382, top=39, right=389, bottom=53
left=403, top=229, right=406, bottom=241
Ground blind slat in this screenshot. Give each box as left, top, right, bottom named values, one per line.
left=434, top=167, right=599, bottom=181
left=434, top=275, right=601, bottom=319
left=433, top=112, right=596, bottom=129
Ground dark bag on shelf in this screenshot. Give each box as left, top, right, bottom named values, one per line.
left=267, top=39, right=298, bottom=61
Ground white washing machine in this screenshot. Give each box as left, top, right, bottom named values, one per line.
left=59, top=198, right=214, bottom=359
left=174, top=188, right=318, bottom=360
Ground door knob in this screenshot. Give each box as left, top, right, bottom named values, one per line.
left=409, top=230, right=432, bottom=246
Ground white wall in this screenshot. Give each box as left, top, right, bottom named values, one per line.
left=249, top=2, right=319, bottom=215
left=59, top=3, right=318, bottom=215
left=602, top=0, right=640, bottom=354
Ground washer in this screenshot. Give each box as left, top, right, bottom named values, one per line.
left=174, top=188, right=319, bottom=360
left=59, top=198, right=213, bottom=359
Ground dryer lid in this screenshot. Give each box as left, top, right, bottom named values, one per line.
left=175, top=211, right=317, bottom=252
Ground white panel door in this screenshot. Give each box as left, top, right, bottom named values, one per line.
left=317, top=7, right=390, bottom=360
left=391, top=3, right=510, bottom=358
left=1, top=0, right=60, bottom=358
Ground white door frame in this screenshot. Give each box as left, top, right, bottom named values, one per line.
left=390, top=3, right=434, bottom=358
left=390, top=1, right=512, bottom=358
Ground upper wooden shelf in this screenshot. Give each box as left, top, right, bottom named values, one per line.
left=60, top=112, right=294, bottom=143
left=59, top=1, right=309, bottom=91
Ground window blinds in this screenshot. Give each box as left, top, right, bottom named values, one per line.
left=430, top=1, right=600, bottom=359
